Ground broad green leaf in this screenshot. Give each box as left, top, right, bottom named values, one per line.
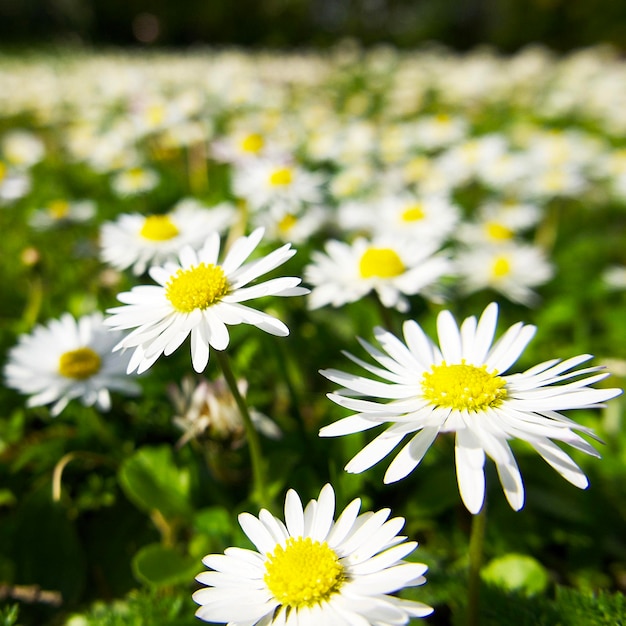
left=118, top=445, right=192, bottom=520
left=132, top=543, right=199, bottom=587
left=481, top=553, right=550, bottom=595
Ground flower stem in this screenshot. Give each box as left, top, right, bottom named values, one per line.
left=467, top=501, right=487, bottom=626
left=215, top=350, right=269, bottom=509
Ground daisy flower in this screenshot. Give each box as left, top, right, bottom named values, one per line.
left=1, top=129, right=45, bottom=169
left=454, top=241, right=554, bottom=306
left=251, top=204, right=329, bottom=244
left=29, top=198, right=96, bottom=230
left=105, top=227, right=308, bottom=374
left=320, top=303, right=622, bottom=513
left=110, top=165, right=159, bottom=197
left=4, top=312, right=140, bottom=417
left=99, top=198, right=236, bottom=275
left=305, top=236, right=451, bottom=312
left=0, top=161, right=31, bottom=205
left=454, top=200, right=541, bottom=247
left=232, top=158, right=325, bottom=217
left=337, top=194, right=460, bottom=244
left=193, top=483, right=433, bottom=625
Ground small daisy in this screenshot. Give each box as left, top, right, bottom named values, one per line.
left=1, top=129, right=45, bottom=169
left=251, top=204, right=329, bottom=244
left=338, top=194, right=460, bottom=244
left=105, top=227, right=308, bottom=374
left=305, top=236, right=451, bottom=312
left=99, top=198, right=236, bottom=275
left=0, top=161, right=31, bottom=205
left=29, top=198, right=96, bottom=230
left=320, top=303, right=622, bottom=513
left=110, top=165, right=159, bottom=197
left=193, top=483, right=433, bottom=625
left=211, top=128, right=281, bottom=164
left=454, top=200, right=542, bottom=247
left=454, top=242, right=554, bottom=306
left=232, top=158, right=325, bottom=216
left=4, top=312, right=140, bottom=417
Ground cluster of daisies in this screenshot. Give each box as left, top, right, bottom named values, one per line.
left=1, top=46, right=624, bottom=625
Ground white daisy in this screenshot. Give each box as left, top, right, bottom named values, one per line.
left=99, top=198, right=236, bottom=275
left=454, top=242, right=554, bottom=306
left=4, top=312, right=140, bottom=417
left=320, top=303, right=622, bottom=513
left=211, top=128, right=281, bottom=164
left=251, top=205, right=330, bottom=244
left=29, top=198, right=96, bottom=230
left=193, top=483, right=433, bottom=625
left=305, top=236, right=451, bottom=312
left=337, top=194, right=460, bottom=244
left=454, top=200, right=541, bottom=247
left=105, top=227, right=308, bottom=374
left=110, top=165, right=159, bottom=197
left=1, top=129, right=45, bottom=169
left=232, top=158, right=325, bottom=217
left=0, top=161, right=31, bottom=205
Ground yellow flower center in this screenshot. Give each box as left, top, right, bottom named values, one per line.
left=58, top=347, right=102, bottom=379
left=240, top=133, right=264, bottom=154
left=264, top=537, right=345, bottom=609
left=359, top=247, right=405, bottom=279
left=128, top=167, right=145, bottom=180
left=0, top=162, right=6, bottom=181
left=277, top=213, right=297, bottom=233
left=47, top=200, right=70, bottom=220
left=401, top=203, right=425, bottom=222
left=146, top=104, right=165, bottom=126
left=165, top=263, right=229, bottom=312
left=269, top=167, right=293, bottom=187
left=421, top=361, right=507, bottom=412
left=491, top=256, right=511, bottom=278
left=140, top=215, right=180, bottom=241
left=485, top=221, right=513, bottom=241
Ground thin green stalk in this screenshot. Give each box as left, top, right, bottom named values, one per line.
left=215, top=350, right=269, bottom=510
left=467, top=501, right=487, bottom=626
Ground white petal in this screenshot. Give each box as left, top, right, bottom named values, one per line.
left=284, top=489, right=304, bottom=537
left=530, top=438, right=589, bottom=488
left=238, top=512, right=277, bottom=554
left=344, top=431, right=405, bottom=474
left=455, top=428, right=486, bottom=514
left=437, top=309, right=462, bottom=363
left=383, top=426, right=440, bottom=483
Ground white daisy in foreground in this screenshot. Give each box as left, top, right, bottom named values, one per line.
left=99, top=198, right=235, bottom=275
left=320, top=303, right=622, bottom=513
left=4, top=312, right=140, bottom=417
left=105, top=228, right=308, bottom=374
left=193, top=483, right=433, bottom=625
left=305, top=237, right=451, bottom=312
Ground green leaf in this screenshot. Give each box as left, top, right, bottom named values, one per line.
left=118, top=445, right=192, bottom=521
left=481, top=553, right=550, bottom=595
left=132, top=544, right=199, bottom=587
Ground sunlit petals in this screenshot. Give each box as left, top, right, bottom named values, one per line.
left=106, top=228, right=307, bottom=373
left=321, top=302, right=622, bottom=512
left=194, top=484, right=432, bottom=624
